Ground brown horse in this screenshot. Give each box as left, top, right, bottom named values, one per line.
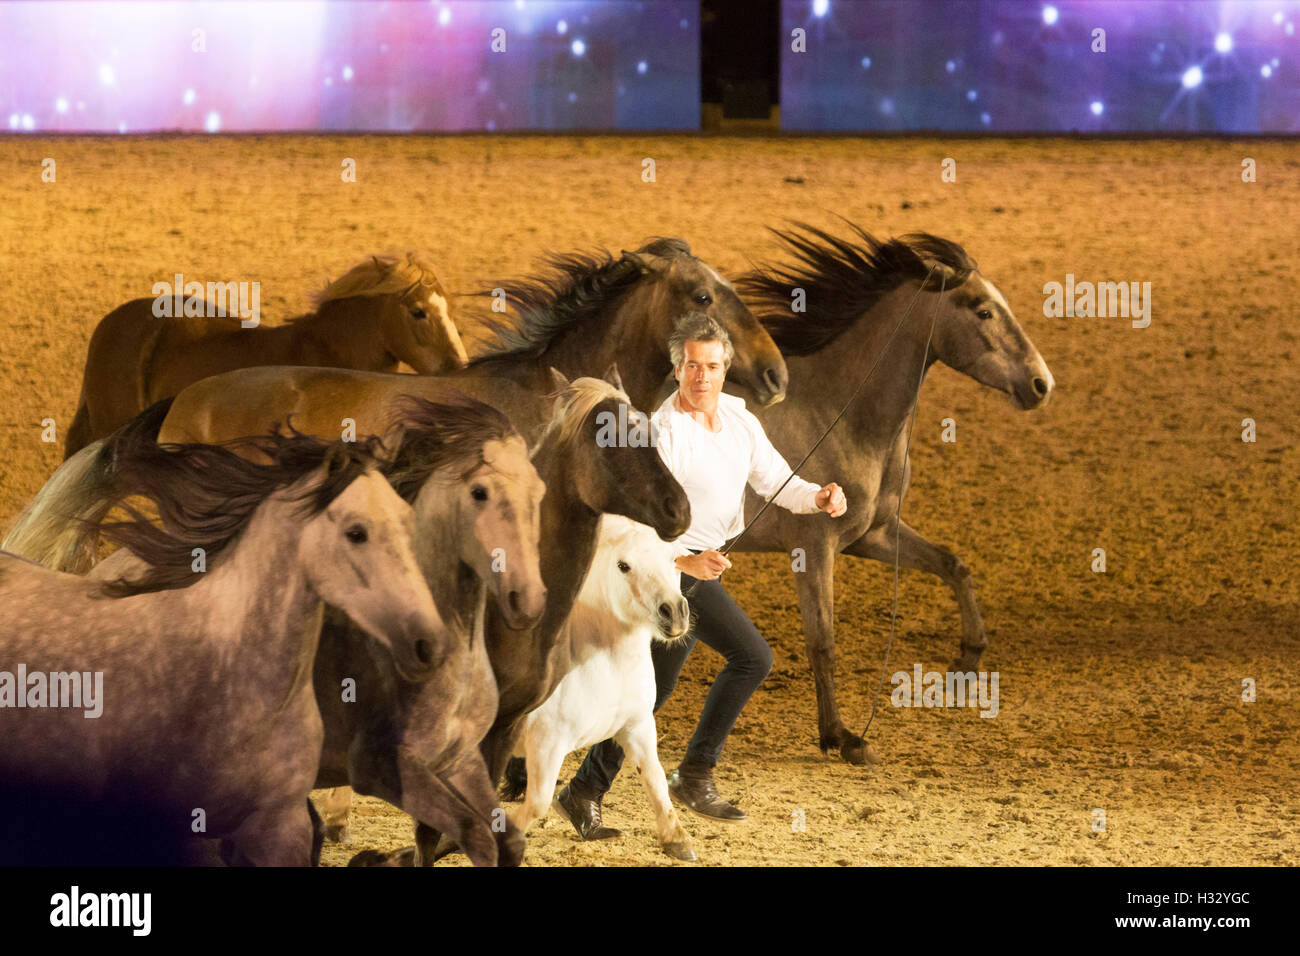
left=705, top=224, right=1054, bottom=765
left=62, top=251, right=468, bottom=458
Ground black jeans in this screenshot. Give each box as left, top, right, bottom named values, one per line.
left=572, top=554, right=773, bottom=794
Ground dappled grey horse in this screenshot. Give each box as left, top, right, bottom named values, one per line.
left=0, top=406, right=445, bottom=864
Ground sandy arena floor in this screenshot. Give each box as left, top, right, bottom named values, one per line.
left=0, top=134, right=1296, bottom=865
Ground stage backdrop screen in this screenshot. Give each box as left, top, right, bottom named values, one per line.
left=1, top=0, right=699, bottom=133
left=782, top=0, right=1300, bottom=133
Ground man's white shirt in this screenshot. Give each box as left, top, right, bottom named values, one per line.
left=652, top=388, right=823, bottom=560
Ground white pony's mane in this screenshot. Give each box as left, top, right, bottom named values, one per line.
left=532, top=376, right=629, bottom=459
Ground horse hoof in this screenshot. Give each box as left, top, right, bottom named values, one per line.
left=663, top=840, right=697, bottom=862
left=323, top=824, right=352, bottom=844
left=841, top=737, right=881, bottom=766
left=347, top=846, right=415, bottom=867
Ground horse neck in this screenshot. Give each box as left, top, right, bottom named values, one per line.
left=529, top=438, right=601, bottom=648
left=180, top=497, right=322, bottom=710
left=285, top=298, right=394, bottom=369
left=412, top=486, right=482, bottom=638
left=790, top=282, right=940, bottom=445
left=458, top=285, right=663, bottom=410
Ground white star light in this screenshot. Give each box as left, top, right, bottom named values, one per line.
left=21, top=114, right=34, bottom=130
left=813, top=0, right=829, bottom=17
left=55, top=97, right=69, bottom=114
left=967, top=89, right=978, bottom=101
left=99, top=64, right=115, bottom=86
left=438, top=6, right=451, bottom=26
left=204, top=111, right=221, bottom=132
left=571, top=39, right=585, bottom=57
left=946, top=60, right=956, bottom=73
left=1261, top=64, right=1273, bottom=78
left=637, top=60, right=648, bottom=74
left=1181, top=65, right=1203, bottom=89
left=183, top=88, right=196, bottom=105
left=7, top=113, right=18, bottom=129
left=343, top=65, right=354, bottom=81
left=556, top=19, right=567, bottom=34
left=1214, top=32, right=1232, bottom=54
left=1042, top=6, right=1059, bottom=26
left=860, top=56, right=871, bottom=69
left=1090, top=100, right=1104, bottom=116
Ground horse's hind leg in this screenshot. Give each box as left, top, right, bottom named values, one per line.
left=617, top=719, right=695, bottom=861
left=307, top=797, right=325, bottom=865
left=844, top=519, right=986, bottom=671
left=317, top=786, right=354, bottom=843
left=792, top=543, right=876, bottom=765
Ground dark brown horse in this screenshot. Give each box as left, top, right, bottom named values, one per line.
left=705, top=224, right=1054, bottom=764
left=62, top=252, right=467, bottom=458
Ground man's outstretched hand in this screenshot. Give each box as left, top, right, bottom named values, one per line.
left=815, top=482, right=848, bottom=517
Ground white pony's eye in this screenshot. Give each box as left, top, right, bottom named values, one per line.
left=617, top=561, right=631, bottom=573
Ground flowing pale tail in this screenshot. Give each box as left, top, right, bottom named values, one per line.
left=2, top=398, right=175, bottom=573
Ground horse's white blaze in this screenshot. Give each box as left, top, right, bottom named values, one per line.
left=426, top=289, right=466, bottom=358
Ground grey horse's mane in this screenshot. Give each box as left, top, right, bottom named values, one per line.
left=737, top=222, right=978, bottom=356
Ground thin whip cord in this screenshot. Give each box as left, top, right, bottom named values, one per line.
left=860, top=273, right=946, bottom=740
left=681, top=263, right=940, bottom=600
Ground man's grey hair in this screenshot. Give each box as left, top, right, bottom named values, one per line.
left=668, top=311, right=734, bottom=372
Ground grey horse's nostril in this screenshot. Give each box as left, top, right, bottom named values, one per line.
left=1032, top=377, right=1049, bottom=397
left=415, top=639, right=434, bottom=666
left=663, top=497, right=680, bottom=520
left=658, top=602, right=673, bottom=620
left=507, top=590, right=521, bottom=615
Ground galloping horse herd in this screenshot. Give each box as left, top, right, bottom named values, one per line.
left=0, top=223, right=1053, bottom=865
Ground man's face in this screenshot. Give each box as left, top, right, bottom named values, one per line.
left=675, top=339, right=727, bottom=411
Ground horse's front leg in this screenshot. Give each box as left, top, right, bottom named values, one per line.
left=617, top=718, right=695, bottom=861
left=416, top=755, right=524, bottom=868
left=844, top=518, right=986, bottom=671
left=395, top=749, right=500, bottom=867
left=223, top=800, right=315, bottom=866
left=792, top=542, right=878, bottom=766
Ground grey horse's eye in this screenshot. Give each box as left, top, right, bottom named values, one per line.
left=411, top=307, right=428, bottom=319
left=976, top=308, right=993, bottom=320
left=617, top=561, right=631, bottom=573
left=692, top=291, right=712, bottom=306
left=346, top=525, right=368, bottom=544
left=471, top=486, right=488, bottom=502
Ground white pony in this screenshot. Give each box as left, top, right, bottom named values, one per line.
left=511, top=514, right=696, bottom=861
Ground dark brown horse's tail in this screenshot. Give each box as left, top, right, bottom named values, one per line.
left=2, top=398, right=175, bottom=573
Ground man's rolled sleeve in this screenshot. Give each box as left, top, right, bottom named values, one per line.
left=747, top=414, right=823, bottom=515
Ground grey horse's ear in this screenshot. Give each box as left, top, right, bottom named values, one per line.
left=620, top=249, right=671, bottom=275
left=549, top=366, right=570, bottom=391
left=372, top=254, right=389, bottom=275
left=602, top=363, right=625, bottom=393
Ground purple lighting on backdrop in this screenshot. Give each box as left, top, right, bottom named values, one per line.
left=0, top=0, right=699, bottom=133
left=783, top=0, right=1300, bottom=133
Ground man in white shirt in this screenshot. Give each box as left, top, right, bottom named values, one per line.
left=554, top=312, right=847, bottom=836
